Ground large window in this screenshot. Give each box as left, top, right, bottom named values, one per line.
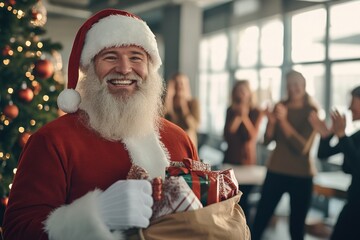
left=331, top=61, right=360, bottom=134
left=235, top=18, right=283, bottom=107
left=198, top=34, right=229, bottom=135
left=291, top=8, right=326, bottom=63
left=259, top=68, right=282, bottom=105
left=199, top=0, right=360, bottom=140
left=329, top=1, right=360, bottom=60
left=260, top=20, right=283, bottom=66
left=237, top=25, right=259, bottom=67
left=199, top=18, right=283, bottom=135
left=290, top=2, right=360, bottom=127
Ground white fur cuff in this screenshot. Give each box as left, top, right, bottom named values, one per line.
left=44, top=189, right=124, bottom=240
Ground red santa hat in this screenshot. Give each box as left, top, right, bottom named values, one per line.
left=57, top=9, right=162, bottom=113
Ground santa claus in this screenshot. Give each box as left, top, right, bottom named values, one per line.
left=3, top=9, right=198, bottom=240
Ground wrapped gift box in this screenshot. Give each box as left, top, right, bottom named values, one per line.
left=217, top=168, right=239, bottom=201
left=127, top=164, right=202, bottom=220
left=151, top=176, right=203, bottom=219
left=167, top=158, right=239, bottom=206
left=127, top=158, right=239, bottom=219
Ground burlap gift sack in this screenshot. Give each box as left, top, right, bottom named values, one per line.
left=138, top=193, right=250, bottom=240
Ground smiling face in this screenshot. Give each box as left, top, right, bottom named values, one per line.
left=232, top=81, right=252, bottom=106
left=286, top=72, right=306, bottom=102
left=172, top=73, right=191, bottom=100
left=93, top=45, right=149, bottom=99
left=77, top=45, right=164, bottom=140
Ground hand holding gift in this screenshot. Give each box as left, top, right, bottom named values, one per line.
left=127, top=164, right=203, bottom=220
left=97, top=179, right=153, bottom=230
left=127, top=159, right=249, bottom=240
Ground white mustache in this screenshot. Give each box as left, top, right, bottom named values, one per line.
left=103, top=73, right=143, bottom=85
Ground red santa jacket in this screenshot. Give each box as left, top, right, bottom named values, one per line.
left=3, top=111, right=198, bottom=240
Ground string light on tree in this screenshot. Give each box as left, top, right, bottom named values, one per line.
left=3, top=59, right=10, bottom=65
left=7, top=88, right=14, bottom=94
left=31, top=80, right=41, bottom=95
left=0, top=0, right=64, bottom=218
left=29, top=119, right=36, bottom=126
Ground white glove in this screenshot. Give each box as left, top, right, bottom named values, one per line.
left=97, top=179, right=153, bottom=230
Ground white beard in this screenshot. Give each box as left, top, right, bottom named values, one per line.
left=77, top=64, right=164, bottom=141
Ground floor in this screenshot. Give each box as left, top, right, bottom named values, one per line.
left=247, top=193, right=345, bottom=240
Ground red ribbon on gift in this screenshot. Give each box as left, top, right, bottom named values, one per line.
left=167, top=158, right=219, bottom=206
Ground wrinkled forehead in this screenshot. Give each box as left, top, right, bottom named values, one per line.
left=96, top=45, right=149, bottom=58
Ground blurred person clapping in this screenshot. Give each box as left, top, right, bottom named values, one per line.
left=223, top=80, right=264, bottom=220
left=164, top=73, right=200, bottom=148
left=309, top=86, right=360, bottom=240
left=252, top=70, right=318, bottom=240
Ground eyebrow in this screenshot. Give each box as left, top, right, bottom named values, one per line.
left=99, top=49, right=146, bottom=57
left=129, top=50, right=147, bottom=57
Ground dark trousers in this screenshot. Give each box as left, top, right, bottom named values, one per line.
left=251, top=171, right=313, bottom=240
left=239, top=184, right=255, bottom=223
left=331, top=202, right=360, bottom=240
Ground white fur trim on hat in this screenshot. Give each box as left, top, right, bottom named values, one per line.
left=81, top=14, right=162, bottom=70
left=44, top=189, right=125, bottom=240
left=57, top=88, right=81, bottom=113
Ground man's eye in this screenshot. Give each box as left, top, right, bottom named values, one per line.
left=130, top=56, right=142, bottom=61
left=104, top=56, right=117, bottom=60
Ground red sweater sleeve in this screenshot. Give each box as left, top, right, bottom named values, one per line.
left=3, top=131, right=67, bottom=240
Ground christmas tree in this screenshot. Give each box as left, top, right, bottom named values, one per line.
left=0, top=0, right=64, bottom=222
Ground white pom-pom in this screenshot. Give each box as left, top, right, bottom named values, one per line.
left=57, top=89, right=81, bottom=113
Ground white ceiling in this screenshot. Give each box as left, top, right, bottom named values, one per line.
left=44, top=0, right=233, bottom=18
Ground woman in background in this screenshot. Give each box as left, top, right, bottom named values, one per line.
left=164, top=73, right=200, bottom=148
left=223, top=80, right=263, bottom=221
left=309, top=85, right=360, bottom=240
left=252, top=70, right=318, bottom=240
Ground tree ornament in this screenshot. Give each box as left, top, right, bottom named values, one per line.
left=18, top=88, right=34, bottom=102
left=3, top=103, right=19, bottom=119
left=2, top=45, right=11, bottom=56
left=33, top=59, right=54, bottom=79
left=18, top=132, right=32, bottom=148
left=7, top=0, right=16, bottom=6
left=1, top=197, right=9, bottom=207
left=31, top=0, right=47, bottom=27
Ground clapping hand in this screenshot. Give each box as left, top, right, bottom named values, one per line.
left=274, top=103, right=287, bottom=122
left=265, top=106, right=276, bottom=125
left=308, top=111, right=332, bottom=138
left=331, top=109, right=346, bottom=138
